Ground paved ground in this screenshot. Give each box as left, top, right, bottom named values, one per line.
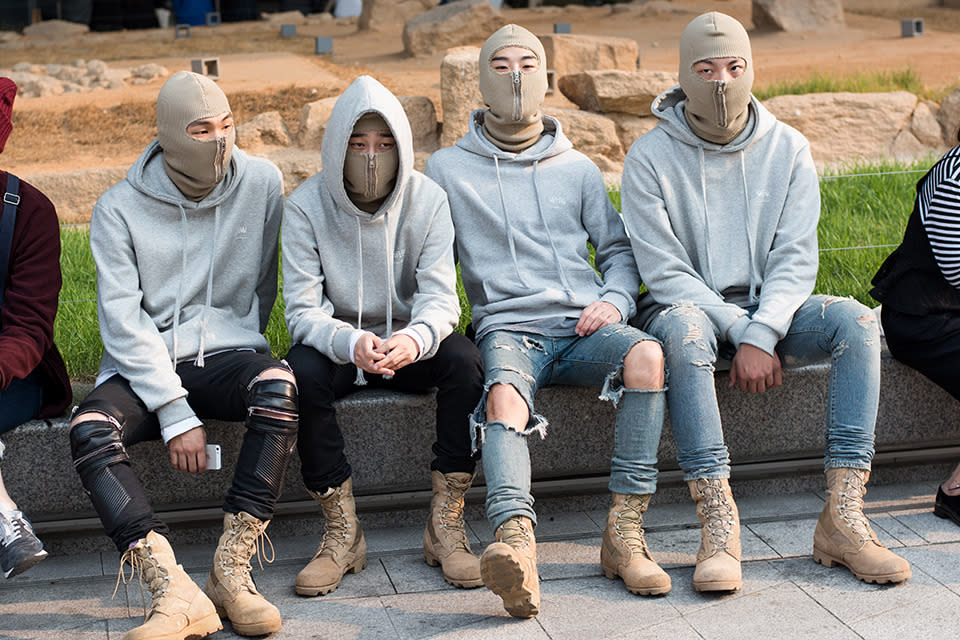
left=2, top=481, right=959, bottom=640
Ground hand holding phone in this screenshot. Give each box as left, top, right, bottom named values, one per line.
left=205, top=444, right=222, bottom=471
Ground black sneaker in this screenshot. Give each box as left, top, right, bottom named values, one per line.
left=933, top=486, right=960, bottom=528
left=0, top=509, right=48, bottom=578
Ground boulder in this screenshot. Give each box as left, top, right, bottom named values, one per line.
left=891, top=128, right=928, bottom=161
left=763, top=91, right=917, bottom=166
left=22, top=19, right=89, bottom=39
left=610, top=1, right=698, bottom=17
left=402, top=0, right=505, bottom=57
left=558, top=70, right=677, bottom=116
left=606, top=112, right=659, bottom=152
left=911, top=101, right=945, bottom=149
left=263, top=10, right=307, bottom=24
left=49, top=65, right=86, bottom=84
left=359, top=0, right=440, bottom=31
left=10, top=73, right=64, bottom=98
left=937, top=88, right=960, bottom=145
left=439, top=46, right=483, bottom=148
left=398, top=96, right=440, bottom=152
left=538, top=34, right=639, bottom=77
left=752, top=0, right=844, bottom=32
left=130, top=64, right=169, bottom=84
left=546, top=107, right=623, bottom=164
left=23, top=166, right=127, bottom=224
left=238, top=111, right=291, bottom=150
left=264, top=149, right=324, bottom=195
left=298, top=96, right=339, bottom=149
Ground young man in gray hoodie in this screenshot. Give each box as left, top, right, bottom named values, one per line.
left=426, top=25, right=669, bottom=618
left=68, top=71, right=297, bottom=640
left=622, top=12, right=910, bottom=591
left=282, top=75, right=484, bottom=596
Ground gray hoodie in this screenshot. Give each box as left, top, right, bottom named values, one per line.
left=91, top=142, right=283, bottom=441
left=622, top=87, right=820, bottom=355
left=426, top=112, right=640, bottom=340
left=282, top=76, right=459, bottom=366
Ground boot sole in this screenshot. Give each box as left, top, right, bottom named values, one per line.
left=601, top=566, right=671, bottom=596
left=693, top=579, right=742, bottom=592
left=295, top=558, right=367, bottom=597
left=423, top=550, right=483, bottom=589
left=182, top=611, right=223, bottom=640
left=211, top=605, right=280, bottom=637
left=481, top=549, right=539, bottom=618
left=812, top=547, right=912, bottom=584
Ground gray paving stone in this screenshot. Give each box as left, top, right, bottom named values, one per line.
left=746, top=517, right=815, bottom=558
left=471, top=510, right=600, bottom=544
left=645, top=524, right=778, bottom=568
left=251, top=556, right=397, bottom=605
left=660, top=560, right=789, bottom=615
left=773, top=555, right=937, bottom=625
left=536, top=538, right=601, bottom=580
left=683, top=581, right=859, bottom=639
left=733, top=490, right=825, bottom=522
left=859, top=481, right=936, bottom=510
left=381, top=587, right=542, bottom=639
left=273, top=596, right=399, bottom=640
left=381, top=552, right=462, bottom=594
left=868, top=511, right=913, bottom=548
left=0, top=576, right=128, bottom=635
left=890, top=507, right=960, bottom=545
left=849, top=584, right=960, bottom=639
left=897, top=542, right=960, bottom=595
left=607, top=615, right=704, bottom=640
left=366, top=524, right=429, bottom=554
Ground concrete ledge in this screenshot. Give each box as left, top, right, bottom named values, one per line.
left=4, top=344, right=957, bottom=533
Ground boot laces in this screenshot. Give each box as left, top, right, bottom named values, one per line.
left=835, top=474, right=876, bottom=543
left=498, top=518, right=532, bottom=550
left=216, top=517, right=275, bottom=593
left=614, top=495, right=650, bottom=554
left=318, top=489, right=353, bottom=557
left=697, top=481, right=735, bottom=550
left=436, top=480, right=471, bottom=553
left=114, top=539, right=170, bottom=620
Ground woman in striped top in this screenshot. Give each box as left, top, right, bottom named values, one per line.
left=871, top=129, right=960, bottom=529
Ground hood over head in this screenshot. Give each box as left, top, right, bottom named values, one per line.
left=679, top=11, right=754, bottom=145
left=156, top=71, right=235, bottom=201
left=322, top=75, right=413, bottom=219
left=0, top=77, right=16, bottom=154
left=478, top=24, right=549, bottom=152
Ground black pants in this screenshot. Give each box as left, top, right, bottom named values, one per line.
left=287, top=333, right=483, bottom=492
left=72, top=351, right=295, bottom=550
left=882, top=307, right=960, bottom=401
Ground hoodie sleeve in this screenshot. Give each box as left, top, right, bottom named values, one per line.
left=90, top=198, right=198, bottom=438
left=282, top=198, right=358, bottom=364
left=622, top=144, right=751, bottom=340
left=256, top=176, right=283, bottom=333
left=581, top=162, right=640, bottom=321
left=740, top=143, right=819, bottom=354
left=399, top=187, right=459, bottom=360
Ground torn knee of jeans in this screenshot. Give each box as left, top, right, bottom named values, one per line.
left=472, top=416, right=548, bottom=452
left=819, top=296, right=844, bottom=319
left=599, top=366, right=626, bottom=407
left=832, top=339, right=849, bottom=358
left=690, top=359, right=715, bottom=372
left=494, top=366, right=536, bottom=385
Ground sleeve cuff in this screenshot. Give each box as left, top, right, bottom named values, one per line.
left=725, top=315, right=752, bottom=347
left=739, top=322, right=781, bottom=356
left=394, top=327, right=425, bottom=362
left=348, top=329, right=372, bottom=364
left=160, top=416, right=204, bottom=444
left=600, top=291, right=633, bottom=322
left=155, top=397, right=199, bottom=442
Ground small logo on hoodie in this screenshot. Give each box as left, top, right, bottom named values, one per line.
left=236, top=224, right=248, bottom=239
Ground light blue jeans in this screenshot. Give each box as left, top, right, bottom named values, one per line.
left=474, top=324, right=666, bottom=531
left=644, top=294, right=880, bottom=481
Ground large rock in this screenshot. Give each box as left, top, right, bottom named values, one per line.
left=937, top=88, right=960, bottom=145
left=399, top=96, right=440, bottom=152
left=264, top=149, right=324, bottom=195
left=439, top=46, right=483, bottom=148
left=911, top=101, right=946, bottom=150
left=263, top=10, right=307, bottom=24
left=9, top=72, right=64, bottom=98
left=22, top=19, right=89, bottom=39
left=359, top=0, right=440, bottom=31
left=402, top=0, right=505, bottom=57
left=763, top=91, right=917, bottom=165
left=539, top=34, right=639, bottom=77
left=558, top=70, right=677, bottom=116
left=238, top=111, right=291, bottom=150
left=546, top=107, right=623, bottom=164
left=297, top=96, right=339, bottom=150
left=752, top=0, right=844, bottom=32
left=607, top=112, right=659, bottom=152
left=23, top=166, right=127, bottom=223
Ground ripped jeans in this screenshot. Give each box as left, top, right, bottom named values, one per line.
left=475, top=324, right=665, bottom=531
left=645, top=294, right=880, bottom=481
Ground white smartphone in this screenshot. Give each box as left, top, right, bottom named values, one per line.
left=205, top=444, right=222, bottom=471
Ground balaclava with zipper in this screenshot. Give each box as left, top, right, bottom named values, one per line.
left=343, top=112, right=399, bottom=214
left=479, top=24, right=549, bottom=153
left=0, top=77, right=16, bottom=155
left=679, top=12, right=754, bottom=145
left=156, top=71, right=234, bottom=202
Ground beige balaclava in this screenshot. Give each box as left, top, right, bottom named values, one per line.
left=156, top=71, right=235, bottom=201
left=479, top=24, right=549, bottom=152
left=679, top=12, right=754, bottom=145
left=343, top=112, right=399, bottom=214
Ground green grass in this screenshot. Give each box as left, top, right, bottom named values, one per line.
left=56, top=158, right=934, bottom=379
left=753, top=67, right=926, bottom=101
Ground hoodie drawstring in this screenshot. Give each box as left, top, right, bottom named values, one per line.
left=194, top=204, right=220, bottom=368
left=354, top=217, right=367, bottom=386
left=494, top=155, right=530, bottom=289
left=740, top=151, right=758, bottom=303
left=382, top=212, right=395, bottom=380
left=531, top=159, right=575, bottom=302
left=697, top=144, right=718, bottom=291
left=171, top=203, right=188, bottom=368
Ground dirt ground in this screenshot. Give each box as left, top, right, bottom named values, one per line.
left=3, top=0, right=960, bottom=175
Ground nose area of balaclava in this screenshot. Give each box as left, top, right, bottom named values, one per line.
left=156, top=70, right=235, bottom=201
left=343, top=111, right=399, bottom=214
left=478, top=24, right=550, bottom=152
left=678, top=11, right=754, bottom=145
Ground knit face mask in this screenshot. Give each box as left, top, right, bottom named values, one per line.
left=343, top=112, right=399, bottom=213
left=156, top=71, right=235, bottom=201
left=478, top=24, right=549, bottom=152
left=0, top=77, right=16, bottom=155
left=678, top=12, right=754, bottom=145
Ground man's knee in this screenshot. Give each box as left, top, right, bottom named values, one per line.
left=248, top=366, right=299, bottom=428
left=486, top=383, right=529, bottom=430
left=623, top=340, right=665, bottom=390
left=69, top=412, right=127, bottom=472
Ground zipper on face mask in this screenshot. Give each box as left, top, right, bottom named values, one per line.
left=365, top=152, right=377, bottom=198
left=511, top=70, right=522, bottom=121
left=713, top=81, right=728, bottom=128
left=214, top=135, right=226, bottom=182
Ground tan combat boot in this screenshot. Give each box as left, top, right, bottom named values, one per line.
left=601, top=493, right=671, bottom=595
left=480, top=516, right=539, bottom=618
left=203, top=511, right=281, bottom=636
left=423, top=471, right=482, bottom=588
left=688, top=478, right=742, bottom=592
left=813, top=467, right=911, bottom=584
left=296, top=477, right=367, bottom=596
left=120, top=530, right=222, bottom=640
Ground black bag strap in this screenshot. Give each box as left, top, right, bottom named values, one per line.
left=0, top=173, right=21, bottom=308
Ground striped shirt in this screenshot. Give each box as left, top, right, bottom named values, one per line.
left=920, top=144, right=960, bottom=289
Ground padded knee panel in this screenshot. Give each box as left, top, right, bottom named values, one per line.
left=249, top=378, right=299, bottom=422
left=246, top=378, right=298, bottom=496
left=69, top=420, right=134, bottom=531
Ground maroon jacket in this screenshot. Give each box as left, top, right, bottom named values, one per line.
left=0, top=170, right=71, bottom=418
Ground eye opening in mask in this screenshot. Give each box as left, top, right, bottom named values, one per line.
left=185, top=111, right=234, bottom=141
left=489, top=46, right=540, bottom=74
left=691, top=57, right=747, bottom=81
left=348, top=129, right=396, bottom=154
